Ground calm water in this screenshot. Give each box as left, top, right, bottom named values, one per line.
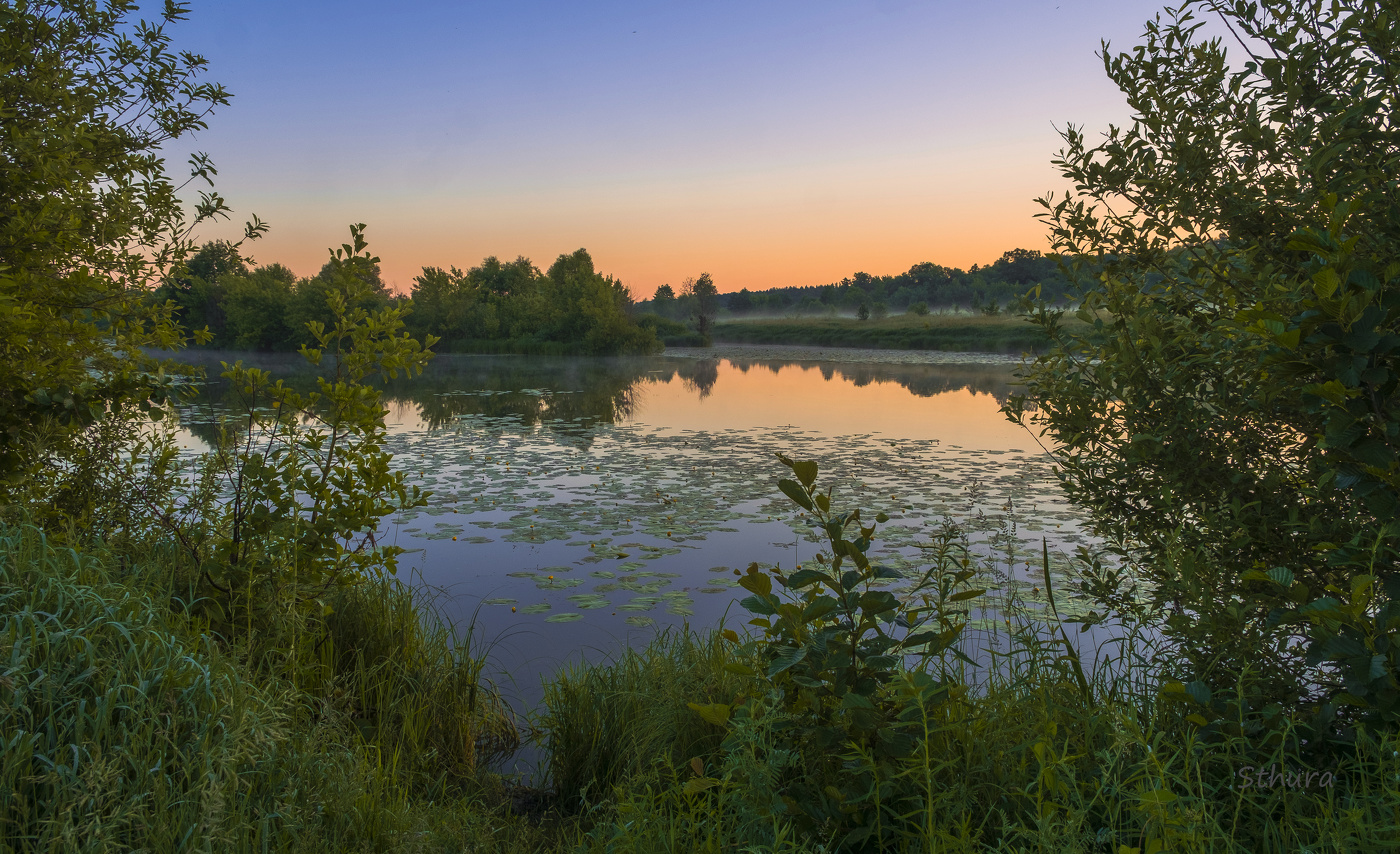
left=171, top=346, right=1101, bottom=735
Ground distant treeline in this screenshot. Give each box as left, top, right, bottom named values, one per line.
left=157, top=241, right=661, bottom=355
left=636, top=248, right=1077, bottom=319
left=158, top=242, right=1078, bottom=354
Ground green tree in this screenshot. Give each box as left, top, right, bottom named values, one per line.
left=0, top=0, right=263, bottom=485
left=164, top=225, right=436, bottom=635
left=684, top=272, right=719, bottom=341
left=222, top=264, right=297, bottom=350
left=1008, top=0, right=1400, bottom=732
left=544, top=249, right=657, bottom=354
left=651, top=283, right=676, bottom=318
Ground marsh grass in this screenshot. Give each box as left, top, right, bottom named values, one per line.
left=541, top=626, right=757, bottom=809
left=5, top=517, right=1399, bottom=852
left=544, top=553, right=1400, bottom=853
left=0, top=524, right=551, bottom=853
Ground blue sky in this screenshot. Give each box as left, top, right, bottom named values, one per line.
left=174, top=0, right=1186, bottom=293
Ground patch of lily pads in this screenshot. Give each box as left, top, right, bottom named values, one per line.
left=177, top=356, right=1103, bottom=638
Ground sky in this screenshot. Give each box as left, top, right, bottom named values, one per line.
left=173, top=0, right=1180, bottom=296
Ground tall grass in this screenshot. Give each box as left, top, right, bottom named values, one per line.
left=6, top=515, right=1399, bottom=851
left=0, top=524, right=553, bottom=853
left=544, top=560, right=1400, bottom=853
left=541, top=627, right=755, bottom=809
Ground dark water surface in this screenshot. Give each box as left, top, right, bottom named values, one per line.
left=172, top=346, right=1101, bottom=766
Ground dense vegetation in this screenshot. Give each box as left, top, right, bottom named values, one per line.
left=1009, top=0, right=1400, bottom=741
left=637, top=248, right=1076, bottom=322
left=157, top=242, right=662, bottom=356
left=4, top=1, right=1400, bottom=853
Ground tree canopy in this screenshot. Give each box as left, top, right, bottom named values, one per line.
left=0, top=0, right=262, bottom=483
left=1008, top=0, right=1400, bottom=734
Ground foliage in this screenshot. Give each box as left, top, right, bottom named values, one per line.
left=0, top=524, right=545, bottom=854
left=558, top=497, right=1400, bottom=853
left=636, top=312, right=708, bottom=347
left=402, top=250, right=660, bottom=355
left=689, top=455, right=984, bottom=848
left=633, top=249, right=1078, bottom=319
left=0, top=0, right=263, bottom=485
left=681, top=273, right=720, bottom=342
left=542, top=629, right=755, bottom=809
left=1006, top=0, right=1400, bottom=738
left=153, top=225, right=436, bottom=644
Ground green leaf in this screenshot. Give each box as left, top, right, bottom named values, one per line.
left=778, top=478, right=814, bottom=511
left=786, top=568, right=828, bottom=589
left=1184, top=681, right=1212, bottom=705
left=858, top=590, right=899, bottom=614
left=767, top=645, right=808, bottom=676
left=1299, top=597, right=1341, bottom=615
left=791, top=459, right=818, bottom=489
left=740, top=594, right=776, bottom=616
left=683, top=777, right=721, bottom=795
left=687, top=702, right=731, bottom=726
left=841, top=692, right=876, bottom=710
left=738, top=569, right=772, bottom=596
left=802, top=596, right=839, bottom=622
left=946, top=588, right=985, bottom=603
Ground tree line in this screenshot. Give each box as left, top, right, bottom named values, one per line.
left=157, top=242, right=662, bottom=355
left=637, top=247, right=1076, bottom=320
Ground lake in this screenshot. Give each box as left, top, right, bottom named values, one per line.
left=171, top=346, right=1101, bottom=729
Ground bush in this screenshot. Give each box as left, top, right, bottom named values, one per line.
left=1008, top=0, right=1400, bottom=738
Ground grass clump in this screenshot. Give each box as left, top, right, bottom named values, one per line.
left=541, top=627, right=756, bottom=809
left=0, top=524, right=553, bottom=853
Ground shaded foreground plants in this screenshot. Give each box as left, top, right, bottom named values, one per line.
left=6, top=1, right=1400, bottom=852
left=544, top=457, right=1400, bottom=852
left=0, top=524, right=550, bottom=853
left=1009, top=0, right=1400, bottom=742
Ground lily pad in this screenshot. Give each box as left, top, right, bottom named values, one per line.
left=568, top=593, right=610, bottom=610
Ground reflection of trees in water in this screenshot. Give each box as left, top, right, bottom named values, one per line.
left=391, top=356, right=648, bottom=437
left=677, top=359, right=719, bottom=399
left=714, top=358, right=1015, bottom=404
left=165, top=351, right=1017, bottom=448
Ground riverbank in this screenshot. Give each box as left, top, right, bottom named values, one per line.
left=709, top=313, right=1063, bottom=354
left=9, top=518, right=1400, bottom=853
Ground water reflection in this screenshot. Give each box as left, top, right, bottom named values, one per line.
left=165, top=349, right=1023, bottom=446
left=157, top=346, right=1101, bottom=755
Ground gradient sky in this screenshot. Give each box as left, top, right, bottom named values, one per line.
left=174, top=0, right=1180, bottom=295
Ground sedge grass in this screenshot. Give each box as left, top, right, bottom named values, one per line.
left=0, top=524, right=557, bottom=853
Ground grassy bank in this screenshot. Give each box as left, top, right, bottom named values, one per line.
left=6, top=520, right=1399, bottom=852
left=710, top=314, right=1063, bottom=354
left=0, top=524, right=551, bottom=853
